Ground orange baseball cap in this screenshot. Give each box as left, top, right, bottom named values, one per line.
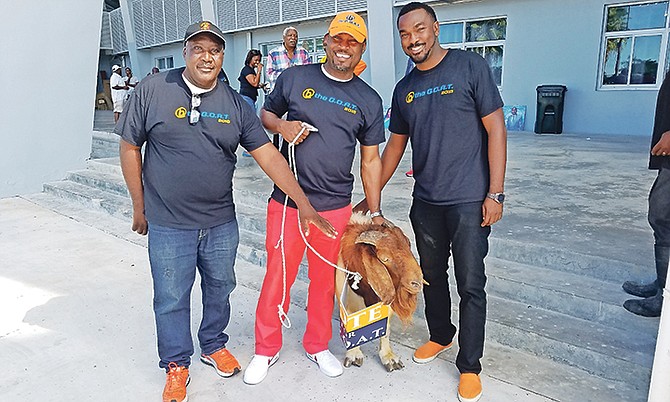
left=328, top=12, right=367, bottom=43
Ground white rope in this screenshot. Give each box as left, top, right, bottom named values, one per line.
left=275, top=124, right=363, bottom=329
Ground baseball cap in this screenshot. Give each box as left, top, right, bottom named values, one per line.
left=328, top=12, right=367, bottom=43
left=183, top=21, right=226, bottom=46
left=112, top=65, right=121, bottom=71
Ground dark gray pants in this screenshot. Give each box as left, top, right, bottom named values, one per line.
left=649, top=166, right=670, bottom=288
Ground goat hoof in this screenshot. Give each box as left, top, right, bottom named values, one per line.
left=383, top=358, right=404, bottom=372
left=344, top=356, right=364, bottom=368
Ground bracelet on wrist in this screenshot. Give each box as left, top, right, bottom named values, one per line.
left=370, top=210, right=383, bottom=219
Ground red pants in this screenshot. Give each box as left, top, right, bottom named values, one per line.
left=254, top=199, right=352, bottom=355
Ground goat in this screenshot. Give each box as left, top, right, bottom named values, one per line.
left=336, top=212, right=424, bottom=372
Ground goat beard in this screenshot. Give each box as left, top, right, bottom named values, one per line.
left=391, top=289, right=418, bottom=326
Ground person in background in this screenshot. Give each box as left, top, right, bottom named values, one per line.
left=623, top=71, right=670, bottom=317
left=265, top=26, right=311, bottom=93
left=266, top=26, right=312, bottom=149
left=238, top=49, right=264, bottom=110
left=110, top=65, right=128, bottom=123
left=124, top=67, right=139, bottom=100
left=239, top=49, right=265, bottom=157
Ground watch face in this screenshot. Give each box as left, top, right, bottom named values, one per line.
left=497, top=193, right=505, bottom=203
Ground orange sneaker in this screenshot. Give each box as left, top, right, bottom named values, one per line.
left=412, top=340, right=453, bottom=364
left=458, top=373, right=482, bottom=402
left=200, top=348, right=241, bottom=377
left=163, top=362, right=189, bottom=402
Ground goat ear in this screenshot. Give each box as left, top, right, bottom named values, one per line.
left=355, top=230, right=387, bottom=247
left=361, top=251, right=395, bottom=304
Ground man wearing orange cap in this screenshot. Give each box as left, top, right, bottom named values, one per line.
left=243, top=11, right=387, bottom=385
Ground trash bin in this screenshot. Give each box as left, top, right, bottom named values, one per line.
left=534, top=85, right=567, bottom=134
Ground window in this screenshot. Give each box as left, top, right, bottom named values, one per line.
left=600, top=1, right=669, bottom=88
left=156, top=56, right=174, bottom=70
left=439, top=17, right=507, bottom=86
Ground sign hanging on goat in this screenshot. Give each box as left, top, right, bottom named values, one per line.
left=338, top=299, right=390, bottom=350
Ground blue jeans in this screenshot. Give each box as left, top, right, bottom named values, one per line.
left=410, top=199, right=490, bottom=374
left=148, top=220, right=239, bottom=370
left=240, top=94, right=256, bottom=111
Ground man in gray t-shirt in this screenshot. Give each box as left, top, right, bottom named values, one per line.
left=358, top=4, right=507, bottom=402
left=116, top=21, right=334, bottom=402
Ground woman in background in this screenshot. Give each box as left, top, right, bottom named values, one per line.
left=238, top=49, right=264, bottom=110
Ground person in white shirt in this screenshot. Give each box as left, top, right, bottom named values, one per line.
left=124, top=67, right=139, bottom=101
left=110, top=65, right=128, bottom=123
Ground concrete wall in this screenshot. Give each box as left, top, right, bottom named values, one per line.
left=425, top=0, right=660, bottom=136
left=0, top=0, right=102, bottom=197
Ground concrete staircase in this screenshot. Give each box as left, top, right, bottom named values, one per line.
left=26, top=129, right=657, bottom=402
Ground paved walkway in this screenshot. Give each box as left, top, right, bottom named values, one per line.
left=0, top=197, right=550, bottom=402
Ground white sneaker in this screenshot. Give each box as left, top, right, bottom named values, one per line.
left=243, top=353, right=279, bottom=385
left=306, top=350, right=343, bottom=377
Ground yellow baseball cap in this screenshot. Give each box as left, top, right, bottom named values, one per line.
left=328, top=12, right=367, bottom=43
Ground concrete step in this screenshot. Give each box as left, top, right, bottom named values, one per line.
left=486, top=257, right=659, bottom=334
left=87, top=157, right=122, bottom=176
left=91, top=130, right=120, bottom=159
left=43, top=180, right=131, bottom=220
left=66, top=169, right=129, bottom=197
left=486, top=294, right=653, bottom=390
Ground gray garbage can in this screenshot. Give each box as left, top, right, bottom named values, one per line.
left=534, top=85, right=567, bottom=134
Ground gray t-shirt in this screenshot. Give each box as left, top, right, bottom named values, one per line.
left=263, top=64, right=385, bottom=211
left=390, top=49, right=503, bottom=206
left=116, top=68, right=269, bottom=229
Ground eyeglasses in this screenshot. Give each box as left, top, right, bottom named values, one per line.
left=189, top=94, right=201, bottom=125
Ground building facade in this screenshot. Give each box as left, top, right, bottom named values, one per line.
left=101, top=0, right=670, bottom=136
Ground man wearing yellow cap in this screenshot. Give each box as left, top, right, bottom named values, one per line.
left=243, top=11, right=387, bottom=385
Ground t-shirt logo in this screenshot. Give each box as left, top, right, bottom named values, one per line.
left=175, top=107, right=188, bottom=119
left=406, top=84, right=454, bottom=104
left=301, top=87, right=358, bottom=115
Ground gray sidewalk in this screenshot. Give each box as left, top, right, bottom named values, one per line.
left=0, top=197, right=549, bottom=402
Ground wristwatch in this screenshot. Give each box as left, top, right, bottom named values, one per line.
left=370, top=210, right=383, bottom=218
left=487, top=192, right=505, bottom=204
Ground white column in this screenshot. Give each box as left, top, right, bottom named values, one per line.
left=201, top=0, right=216, bottom=22
left=119, top=0, right=139, bottom=71
left=366, top=0, right=396, bottom=108
left=648, top=272, right=670, bottom=402
left=0, top=0, right=102, bottom=196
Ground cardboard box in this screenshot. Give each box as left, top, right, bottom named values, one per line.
left=339, top=301, right=390, bottom=350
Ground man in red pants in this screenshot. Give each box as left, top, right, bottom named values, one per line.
left=244, top=11, right=387, bottom=385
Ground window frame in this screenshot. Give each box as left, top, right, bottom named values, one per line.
left=438, top=16, right=507, bottom=88
left=598, top=0, right=670, bottom=91
left=155, top=56, right=174, bottom=71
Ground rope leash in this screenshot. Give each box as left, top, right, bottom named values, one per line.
left=275, top=124, right=363, bottom=328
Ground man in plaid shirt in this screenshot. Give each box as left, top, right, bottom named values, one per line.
left=266, top=26, right=311, bottom=93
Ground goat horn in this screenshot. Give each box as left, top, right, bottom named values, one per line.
left=355, top=230, right=387, bottom=246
